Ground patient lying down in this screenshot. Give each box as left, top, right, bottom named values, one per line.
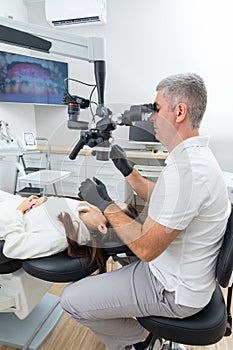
left=0, top=191, right=139, bottom=271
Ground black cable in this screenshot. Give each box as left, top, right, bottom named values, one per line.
left=89, top=85, right=97, bottom=120
left=63, top=77, right=96, bottom=97
left=63, top=77, right=99, bottom=122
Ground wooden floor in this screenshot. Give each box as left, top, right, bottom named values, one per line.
left=0, top=259, right=232, bottom=350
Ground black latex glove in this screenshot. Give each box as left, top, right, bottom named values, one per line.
left=78, top=177, right=113, bottom=212
left=110, top=144, right=133, bottom=177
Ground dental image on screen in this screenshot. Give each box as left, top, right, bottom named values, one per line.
left=0, top=50, right=68, bottom=105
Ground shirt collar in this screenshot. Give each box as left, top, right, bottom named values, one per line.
left=165, top=136, right=210, bottom=165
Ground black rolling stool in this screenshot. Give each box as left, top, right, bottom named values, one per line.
left=137, top=207, right=233, bottom=350
left=0, top=240, right=98, bottom=350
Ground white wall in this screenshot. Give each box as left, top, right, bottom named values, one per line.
left=0, top=0, right=28, bottom=20
left=26, top=0, right=233, bottom=172
left=1, top=0, right=233, bottom=177
left=0, top=1, right=36, bottom=137
left=0, top=0, right=37, bottom=191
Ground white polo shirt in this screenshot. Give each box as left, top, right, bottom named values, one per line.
left=148, top=136, right=231, bottom=308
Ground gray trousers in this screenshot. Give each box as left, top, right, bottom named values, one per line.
left=60, top=260, right=201, bottom=350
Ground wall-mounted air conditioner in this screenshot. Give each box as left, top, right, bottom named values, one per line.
left=45, top=0, right=107, bottom=27
left=24, top=0, right=44, bottom=3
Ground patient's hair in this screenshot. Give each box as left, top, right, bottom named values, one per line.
left=57, top=203, right=140, bottom=274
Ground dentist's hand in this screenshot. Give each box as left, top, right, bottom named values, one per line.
left=78, top=177, right=113, bottom=212
left=110, top=144, right=133, bottom=177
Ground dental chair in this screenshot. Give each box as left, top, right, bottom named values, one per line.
left=1, top=208, right=232, bottom=350
left=137, top=206, right=233, bottom=350
left=0, top=240, right=98, bottom=350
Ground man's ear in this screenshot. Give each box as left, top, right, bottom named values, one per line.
left=175, top=103, right=187, bottom=123
left=98, top=223, right=108, bottom=234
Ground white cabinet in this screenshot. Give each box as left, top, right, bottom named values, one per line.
left=23, top=152, right=133, bottom=201
left=85, top=156, right=133, bottom=202
left=49, top=153, right=86, bottom=197
left=132, top=158, right=165, bottom=208
left=23, top=152, right=47, bottom=169
left=22, top=152, right=86, bottom=197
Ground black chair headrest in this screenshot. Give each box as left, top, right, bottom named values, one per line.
left=216, top=205, right=233, bottom=287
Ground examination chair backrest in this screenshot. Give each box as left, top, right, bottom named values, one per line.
left=0, top=240, right=22, bottom=273
left=216, top=205, right=233, bottom=287
left=137, top=205, right=233, bottom=347
left=0, top=240, right=98, bottom=281
left=22, top=249, right=99, bottom=282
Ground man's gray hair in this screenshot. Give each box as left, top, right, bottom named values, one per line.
left=156, top=73, right=207, bottom=129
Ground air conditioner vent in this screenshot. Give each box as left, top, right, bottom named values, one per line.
left=52, top=16, right=101, bottom=27
left=45, top=0, right=106, bottom=27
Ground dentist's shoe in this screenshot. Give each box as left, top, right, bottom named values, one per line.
left=125, top=334, right=164, bottom=350
left=146, top=336, right=164, bottom=350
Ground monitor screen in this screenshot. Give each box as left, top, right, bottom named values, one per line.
left=0, top=50, right=68, bottom=105
left=129, top=120, right=160, bottom=145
